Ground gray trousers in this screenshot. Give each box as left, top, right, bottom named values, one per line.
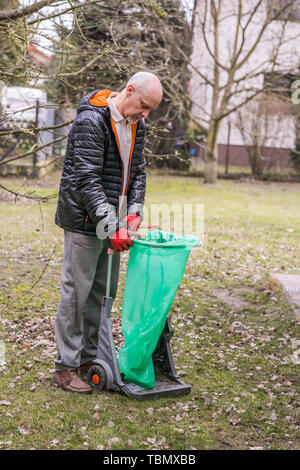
left=54, top=230, right=120, bottom=371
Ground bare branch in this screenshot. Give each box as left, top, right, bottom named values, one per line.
left=0, top=182, right=56, bottom=203
left=27, top=0, right=109, bottom=25
left=0, top=0, right=59, bottom=22
left=0, top=119, right=74, bottom=136
left=216, top=88, right=263, bottom=122
left=236, top=0, right=294, bottom=70
left=0, top=135, right=66, bottom=167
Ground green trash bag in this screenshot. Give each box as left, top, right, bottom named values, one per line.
left=118, top=230, right=200, bottom=389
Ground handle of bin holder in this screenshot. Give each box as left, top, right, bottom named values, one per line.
left=129, top=232, right=147, bottom=239
left=106, top=232, right=146, bottom=296
left=106, top=248, right=114, bottom=297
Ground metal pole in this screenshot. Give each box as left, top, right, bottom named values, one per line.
left=106, top=248, right=114, bottom=298
left=33, top=99, right=39, bottom=169
left=225, top=120, right=231, bottom=175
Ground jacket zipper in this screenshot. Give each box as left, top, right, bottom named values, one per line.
left=110, top=117, right=137, bottom=216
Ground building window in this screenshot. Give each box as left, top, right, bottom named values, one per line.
left=267, top=0, right=300, bottom=21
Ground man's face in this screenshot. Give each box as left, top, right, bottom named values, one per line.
left=123, top=84, right=162, bottom=124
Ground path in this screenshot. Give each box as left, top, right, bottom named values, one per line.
left=270, top=274, right=300, bottom=322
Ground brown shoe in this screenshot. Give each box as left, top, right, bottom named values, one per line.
left=51, top=369, right=92, bottom=394
left=78, top=361, right=95, bottom=375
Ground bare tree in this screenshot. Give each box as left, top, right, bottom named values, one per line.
left=235, top=92, right=292, bottom=175
left=290, top=75, right=300, bottom=171
left=188, top=0, right=300, bottom=182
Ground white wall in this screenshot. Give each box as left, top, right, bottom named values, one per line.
left=190, top=0, right=300, bottom=148
left=1, top=85, right=47, bottom=126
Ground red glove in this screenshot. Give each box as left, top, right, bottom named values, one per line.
left=124, top=214, right=141, bottom=232
left=110, top=228, right=133, bottom=252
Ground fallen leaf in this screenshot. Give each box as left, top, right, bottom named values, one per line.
left=147, top=437, right=157, bottom=444
left=108, top=437, right=120, bottom=446
left=18, top=425, right=31, bottom=435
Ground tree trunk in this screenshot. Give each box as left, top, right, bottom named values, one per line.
left=248, top=145, right=265, bottom=176
left=204, top=159, right=218, bottom=183
left=204, top=123, right=219, bottom=183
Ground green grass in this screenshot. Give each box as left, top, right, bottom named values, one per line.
left=0, top=171, right=299, bottom=450
left=187, top=164, right=300, bottom=176
left=189, top=164, right=253, bottom=174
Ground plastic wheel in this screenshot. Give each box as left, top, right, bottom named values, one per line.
left=87, top=365, right=107, bottom=391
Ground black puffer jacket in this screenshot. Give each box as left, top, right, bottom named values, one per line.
left=54, top=89, right=146, bottom=237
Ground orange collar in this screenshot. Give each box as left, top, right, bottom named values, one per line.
left=89, top=89, right=113, bottom=107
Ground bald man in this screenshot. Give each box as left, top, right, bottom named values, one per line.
left=52, top=72, right=162, bottom=393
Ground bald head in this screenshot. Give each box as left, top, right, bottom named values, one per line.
left=113, top=71, right=162, bottom=123
left=112, top=71, right=162, bottom=123
left=127, top=72, right=163, bottom=101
